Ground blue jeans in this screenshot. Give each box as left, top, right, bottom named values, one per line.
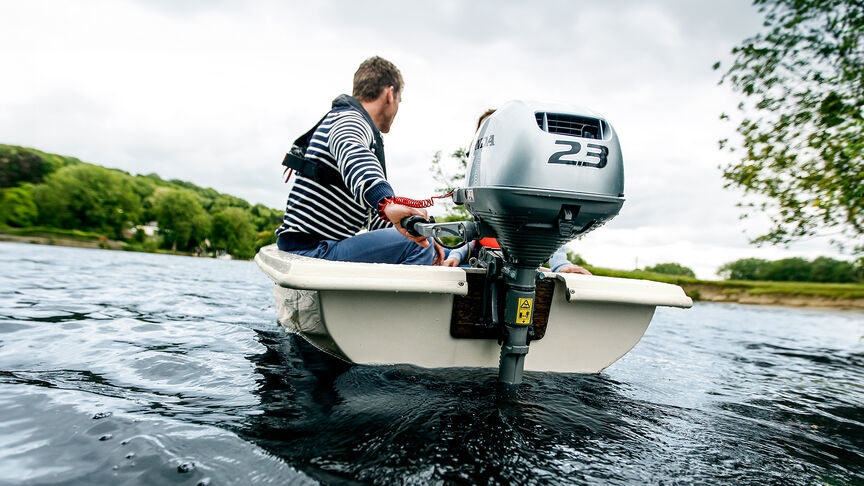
left=281, top=228, right=434, bottom=265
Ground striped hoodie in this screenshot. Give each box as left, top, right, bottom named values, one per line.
left=276, top=95, right=395, bottom=243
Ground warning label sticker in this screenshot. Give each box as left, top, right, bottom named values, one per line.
left=516, top=298, right=533, bottom=324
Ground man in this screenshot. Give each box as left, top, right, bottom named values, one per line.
left=276, top=57, right=443, bottom=265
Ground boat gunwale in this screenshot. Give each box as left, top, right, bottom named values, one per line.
left=256, top=245, right=693, bottom=308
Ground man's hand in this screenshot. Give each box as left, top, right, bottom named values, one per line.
left=383, top=203, right=430, bottom=248
left=432, top=241, right=446, bottom=265
left=441, top=256, right=460, bottom=267
left=558, top=264, right=592, bottom=275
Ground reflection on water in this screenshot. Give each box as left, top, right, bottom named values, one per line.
left=0, top=242, right=862, bottom=485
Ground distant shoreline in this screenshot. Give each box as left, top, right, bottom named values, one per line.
left=681, top=283, right=864, bottom=311
left=4, top=234, right=862, bottom=311
left=1, top=232, right=120, bottom=250
left=0, top=231, right=210, bottom=259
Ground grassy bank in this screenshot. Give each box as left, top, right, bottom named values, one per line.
left=587, top=266, right=864, bottom=308
left=2, top=226, right=107, bottom=241
left=0, top=227, right=198, bottom=257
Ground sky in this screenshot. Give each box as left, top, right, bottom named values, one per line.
left=0, top=0, right=853, bottom=278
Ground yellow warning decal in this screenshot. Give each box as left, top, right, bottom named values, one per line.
left=516, top=298, right=533, bottom=324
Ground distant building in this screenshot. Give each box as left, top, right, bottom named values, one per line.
left=135, top=222, right=159, bottom=237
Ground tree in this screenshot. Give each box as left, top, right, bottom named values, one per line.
left=718, top=258, right=769, bottom=280
left=167, top=179, right=249, bottom=213
left=152, top=188, right=211, bottom=251
left=644, top=262, right=696, bottom=278
left=249, top=203, right=284, bottom=232
left=762, top=257, right=811, bottom=281
left=808, top=256, right=858, bottom=282
left=32, top=164, right=142, bottom=238
left=716, top=0, right=863, bottom=255
left=211, top=207, right=256, bottom=259
left=0, top=145, right=79, bottom=188
left=0, top=186, right=38, bottom=227
left=254, top=230, right=277, bottom=252
left=428, top=148, right=470, bottom=220
left=566, top=250, right=587, bottom=267
left=0, top=146, right=46, bottom=188
left=718, top=256, right=860, bottom=282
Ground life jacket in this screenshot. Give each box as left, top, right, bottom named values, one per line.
left=476, top=237, right=500, bottom=249
left=464, top=237, right=500, bottom=260
left=281, top=94, right=386, bottom=185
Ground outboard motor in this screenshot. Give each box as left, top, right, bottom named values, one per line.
left=459, top=101, right=625, bottom=266
left=403, top=100, right=625, bottom=385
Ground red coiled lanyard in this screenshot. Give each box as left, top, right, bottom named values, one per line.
left=377, top=191, right=454, bottom=220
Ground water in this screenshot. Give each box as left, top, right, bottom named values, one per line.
left=0, top=242, right=862, bottom=485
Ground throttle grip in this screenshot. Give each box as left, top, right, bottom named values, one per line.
left=400, top=215, right=431, bottom=237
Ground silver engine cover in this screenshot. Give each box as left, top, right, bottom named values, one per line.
left=461, top=100, right=625, bottom=266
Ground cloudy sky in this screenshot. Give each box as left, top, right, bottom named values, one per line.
left=1, top=1, right=851, bottom=277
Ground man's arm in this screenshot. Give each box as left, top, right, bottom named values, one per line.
left=329, top=111, right=394, bottom=211
left=328, top=111, right=436, bottom=251
left=549, top=245, right=591, bottom=274
left=442, top=241, right=473, bottom=267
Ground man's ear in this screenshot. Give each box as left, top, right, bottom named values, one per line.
left=385, top=85, right=395, bottom=104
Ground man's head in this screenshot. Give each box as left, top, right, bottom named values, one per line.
left=354, top=57, right=403, bottom=133
left=477, top=109, right=496, bottom=129
left=353, top=57, right=403, bottom=101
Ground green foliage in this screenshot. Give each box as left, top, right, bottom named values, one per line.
left=167, top=178, right=250, bottom=213
left=763, top=257, right=812, bottom=282
left=0, top=144, right=82, bottom=188
left=587, top=265, right=864, bottom=300
left=0, top=146, right=46, bottom=188
left=717, top=258, right=768, bottom=280
left=644, top=262, right=696, bottom=278
left=255, top=230, right=278, bottom=252
left=211, top=207, right=256, bottom=259
left=716, top=0, right=864, bottom=255
left=1, top=226, right=106, bottom=240
left=0, top=186, right=38, bottom=227
left=4, top=145, right=283, bottom=259
left=152, top=188, right=211, bottom=251
left=129, top=177, right=157, bottom=221
left=566, top=251, right=587, bottom=266
left=428, top=148, right=471, bottom=220
left=587, top=266, right=700, bottom=285
left=32, top=164, right=142, bottom=239
left=718, top=256, right=861, bottom=282
left=810, top=256, right=861, bottom=283
left=249, top=203, right=284, bottom=232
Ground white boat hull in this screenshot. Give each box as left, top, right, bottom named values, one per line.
left=257, top=245, right=692, bottom=374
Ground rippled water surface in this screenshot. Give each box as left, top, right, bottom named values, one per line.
left=1, top=242, right=862, bottom=485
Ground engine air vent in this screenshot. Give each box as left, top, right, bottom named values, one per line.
left=535, top=112, right=606, bottom=140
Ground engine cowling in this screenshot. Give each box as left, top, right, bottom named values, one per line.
left=459, top=100, right=625, bottom=267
